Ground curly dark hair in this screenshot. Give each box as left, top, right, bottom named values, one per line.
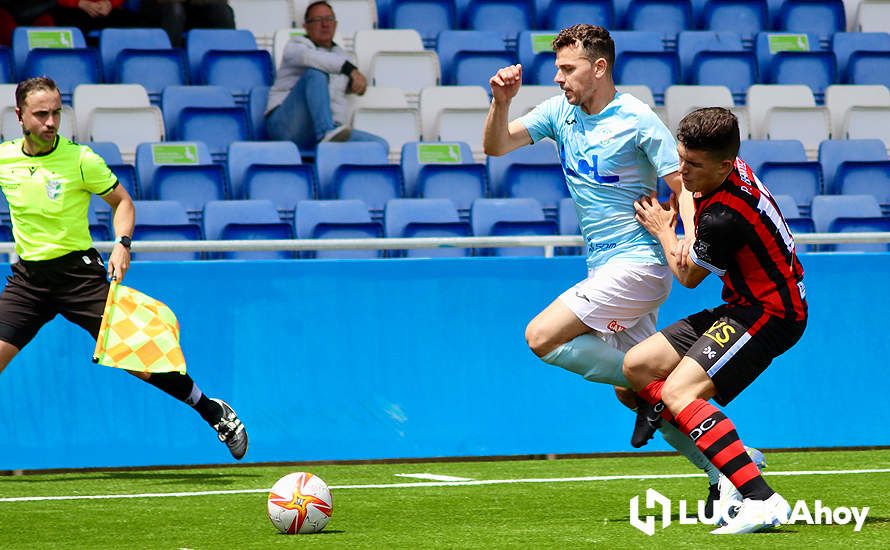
left=551, top=24, right=615, bottom=73
left=676, top=107, right=740, bottom=161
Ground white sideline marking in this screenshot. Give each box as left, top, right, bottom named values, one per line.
left=394, top=473, right=475, bottom=482
left=1, top=468, right=888, bottom=503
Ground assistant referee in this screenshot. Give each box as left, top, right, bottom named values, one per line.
left=0, top=77, right=248, bottom=460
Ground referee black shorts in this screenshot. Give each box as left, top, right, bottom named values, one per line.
left=661, top=305, right=807, bottom=406
left=0, top=249, right=109, bottom=349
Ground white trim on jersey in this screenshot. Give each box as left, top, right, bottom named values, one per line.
left=690, top=246, right=726, bottom=276
left=707, top=331, right=753, bottom=377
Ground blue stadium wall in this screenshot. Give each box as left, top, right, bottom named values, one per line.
left=0, top=253, right=887, bottom=470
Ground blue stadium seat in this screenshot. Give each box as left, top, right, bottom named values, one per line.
left=161, top=85, right=250, bottom=161
left=471, top=198, right=557, bottom=256
left=767, top=50, right=837, bottom=102
left=611, top=31, right=665, bottom=59
left=203, top=199, right=293, bottom=260
left=135, top=141, right=214, bottom=199
left=699, top=0, right=768, bottom=39
left=754, top=31, right=822, bottom=85
left=517, top=31, right=557, bottom=86
left=88, top=200, right=111, bottom=241
left=384, top=198, right=471, bottom=257
left=200, top=50, right=274, bottom=101
left=614, top=51, right=680, bottom=104
left=154, top=164, right=227, bottom=219
left=772, top=193, right=800, bottom=217
left=832, top=32, right=890, bottom=81
left=777, top=0, right=845, bottom=43
left=624, top=0, right=693, bottom=36
left=228, top=142, right=313, bottom=219
left=436, top=31, right=505, bottom=86
left=487, top=141, right=559, bottom=198
left=419, top=164, right=487, bottom=217
left=115, top=49, right=188, bottom=105
left=109, top=164, right=139, bottom=199
left=785, top=216, right=816, bottom=251
left=452, top=50, right=517, bottom=87
left=0, top=224, right=12, bottom=242
left=739, top=139, right=807, bottom=173
left=758, top=161, right=822, bottom=214
left=690, top=50, right=757, bottom=103
left=248, top=86, right=269, bottom=140
left=537, top=0, right=614, bottom=30
left=504, top=163, right=567, bottom=216
left=846, top=51, right=890, bottom=89
left=315, top=141, right=391, bottom=200
left=85, top=141, right=123, bottom=165
left=401, top=141, right=478, bottom=198
left=810, top=194, right=882, bottom=233
left=23, top=48, right=102, bottom=103
left=0, top=47, right=13, bottom=83
left=131, top=200, right=203, bottom=261
left=818, top=139, right=888, bottom=196
left=99, top=28, right=174, bottom=86
left=185, top=29, right=258, bottom=80
left=12, top=27, right=87, bottom=79
left=834, top=161, right=890, bottom=208
left=461, top=0, right=534, bottom=33
left=390, top=0, right=458, bottom=47
left=677, top=31, right=745, bottom=80
left=295, top=199, right=383, bottom=259
left=557, top=197, right=582, bottom=255
left=826, top=217, right=890, bottom=252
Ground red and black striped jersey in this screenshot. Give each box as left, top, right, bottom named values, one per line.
left=690, top=158, right=807, bottom=321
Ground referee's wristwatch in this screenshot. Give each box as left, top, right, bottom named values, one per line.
left=118, top=235, right=132, bottom=250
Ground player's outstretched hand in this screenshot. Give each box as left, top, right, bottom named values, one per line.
left=634, top=192, right=677, bottom=238
left=489, top=64, right=523, bottom=104
left=108, top=243, right=130, bottom=283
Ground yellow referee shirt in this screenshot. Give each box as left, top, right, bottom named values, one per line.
left=0, top=136, right=117, bottom=261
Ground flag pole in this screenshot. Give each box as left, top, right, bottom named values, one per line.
left=92, top=278, right=119, bottom=363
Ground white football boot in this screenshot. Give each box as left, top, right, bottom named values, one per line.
left=711, top=493, right=792, bottom=535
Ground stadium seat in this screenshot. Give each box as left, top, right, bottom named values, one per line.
left=470, top=198, right=557, bottom=256
left=832, top=31, right=890, bottom=81
left=131, top=200, right=203, bottom=261
left=228, top=0, right=294, bottom=51
left=614, top=51, right=680, bottom=104
left=810, top=193, right=882, bottom=232
left=0, top=47, right=12, bottom=83
left=818, top=139, right=890, bottom=208
left=85, top=141, right=123, bottom=165
left=436, top=30, right=506, bottom=85
left=115, top=49, right=188, bottom=105
left=846, top=50, right=890, bottom=90
left=758, top=161, right=822, bottom=215
left=843, top=106, right=890, bottom=147
left=74, top=88, right=146, bottom=145
left=203, top=199, right=294, bottom=259
left=350, top=87, right=419, bottom=161
left=698, top=0, right=769, bottom=39
left=767, top=50, right=837, bottom=103
left=389, top=0, right=458, bottom=47
left=537, top=0, right=614, bottom=30
left=664, top=85, right=734, bottom=132
left=135, top=141, right=214, bottom=201
left=12, top=27, right=87, bottom=79
left=688, top=50, right=757, bottom=104
left=161, top=85, right=250, bottom=161
left=452, top=49, right=517, bottom=87
left=754, top=32, right=822, bottom=82
left=154, top=164, right=227, bottom=220
left=739, top=139, right=807, bottom=174
left=826, top=217, right=890, bottom=252
left=248, top=86, right=270, bottom=141
left=384, top=198, right=471, bottom=257
left=556, top=196, right=583, bottom=254
left=460, top=0, right=534, bottom=33
left=99, top=27, right=172, bottom=79
left=772, top=193, right=800, bottom=218
left=857, top=0, right=890, bottom=33
left=419, top=85, right=490, bottom=153
left=677, top=31, right=745, bottom=80
left=201, top=49, right=274, bottom=102
left=746, top=84, right=817, bottom=140
left=517, top=31, right=557, bottom=86
left=228, top=141, right=313, bottom=221
left=824, top=85, right=890, bottom=137
left=777, top=0, right=845, bottom=43
left=23, top=48, right=102, bottom=103
left=487, top=140, right=560, bottom=198
left=509, top=85, right=560, bottom=120
left=74, top=84, right=162, bottom=163
left=185, top=29, right=257, bottom=79
left=328, top=0, right=378, bottom=47
left=354, top=30, right=430, bottom=92
left=401, top=141, right=484, bottom=209
left=611, top=31, right=664, bottom=59
left=316, top=141, right=401, bottom=215
left=295, top=199, right=383, bottom=259
left=624, top=0, right=693, bottom=36
left=88, top=202, right=111, bottom=242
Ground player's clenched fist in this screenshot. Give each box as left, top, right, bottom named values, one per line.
left=489, top=64, right=523, bottom=103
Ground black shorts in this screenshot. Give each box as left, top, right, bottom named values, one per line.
left=0, top=249, right=109, bottom=349
left=661, top=305, right=807, bottom=406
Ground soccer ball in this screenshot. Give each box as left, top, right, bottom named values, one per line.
left=267, top=472, right=333, bottom=534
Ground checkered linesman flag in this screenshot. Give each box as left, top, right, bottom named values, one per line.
left=93, top=281, right=187, bottom=374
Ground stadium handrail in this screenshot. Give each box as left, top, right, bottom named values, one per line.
left=0, top=232, right=883, bottom=259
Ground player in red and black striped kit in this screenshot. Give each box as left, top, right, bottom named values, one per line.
left=623, top=107, right=807, bottom=534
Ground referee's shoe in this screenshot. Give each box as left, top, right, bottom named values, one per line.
left=210, top=398, right=248, bottom=460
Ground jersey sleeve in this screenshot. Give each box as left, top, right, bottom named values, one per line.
left=690, top=204, right=743, bottom=276
left=80, top=147, right=118, bottom=195
left=637, top=109, right=680, bottom=177
left=518, top=95, right=560, bottom=142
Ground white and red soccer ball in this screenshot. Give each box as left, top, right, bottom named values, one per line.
left=267, top=472, right=333, bottom=534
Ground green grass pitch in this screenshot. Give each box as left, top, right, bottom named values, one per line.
left=1, top=449, right=888, bottom=549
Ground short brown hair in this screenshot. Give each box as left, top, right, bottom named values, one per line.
left=552, top=24, right=615, bottom=74
left=676, top=107, right=740, bottom=161
left=15, top=76, right=59, bottom=110
left=304, top=0, right=333, bottom=20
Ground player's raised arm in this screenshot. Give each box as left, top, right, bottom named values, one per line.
left=483, top=64, right=532, bottom=156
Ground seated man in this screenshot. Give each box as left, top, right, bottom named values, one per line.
left=265, top=0, right=386, bottom=151
left=625, top=107, right=808, bottom=535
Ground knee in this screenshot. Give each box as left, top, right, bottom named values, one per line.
left=301, top=68, right=329, bottom=86
left=621, top=346, right=648, bottom=390
left=525, top=320, right=555, bottom=358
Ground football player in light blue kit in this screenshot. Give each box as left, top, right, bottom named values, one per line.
left=483, top=24, right=725, bottom=509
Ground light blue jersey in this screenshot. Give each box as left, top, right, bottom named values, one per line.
left=519, top=91, right=679, bottom=269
